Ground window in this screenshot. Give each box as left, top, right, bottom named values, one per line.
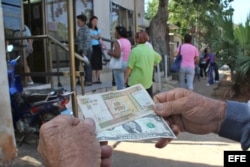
left=46, top=0, right=93, bottom=41
left=110, top=2, right=134, bottom=40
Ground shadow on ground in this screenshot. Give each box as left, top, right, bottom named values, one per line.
left=112, top=150, right=221, bottom=167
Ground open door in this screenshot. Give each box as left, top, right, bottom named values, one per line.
left=23, top=0, right=46, bottom=83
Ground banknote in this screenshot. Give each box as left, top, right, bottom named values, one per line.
left=97, top=114, right=176, bottom=141
left=77, top=84, right=155, bottom=132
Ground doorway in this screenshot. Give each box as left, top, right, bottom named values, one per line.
left=23, top=0, right=46, bottom=83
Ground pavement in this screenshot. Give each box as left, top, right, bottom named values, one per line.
left=12, top=67, right=242, bottom=167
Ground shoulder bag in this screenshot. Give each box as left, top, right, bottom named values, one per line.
left=170, top=45, right=182, bottom=73
left=108, top=40, right=123, bottom=69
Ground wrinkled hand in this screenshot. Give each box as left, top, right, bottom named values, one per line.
left=153, top=88, right=226, bottom=148
left=37, top=115, right=112, bottom=167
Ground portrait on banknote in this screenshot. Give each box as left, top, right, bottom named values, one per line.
left=122, top=121, right=142, bottom=133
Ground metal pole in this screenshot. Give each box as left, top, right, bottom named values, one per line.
left=56, top=45, right=62, bottom=87
left=134, top=0, right=138, bottom=33
left=48, top=40, right=54, bottom=89
left=157, top=64, right=162, bottom=92
left=42, top=0, right=49, bottom=83
left=164, top=54, right=168, bottom=79
left=67, top=0, right=78, bottom=117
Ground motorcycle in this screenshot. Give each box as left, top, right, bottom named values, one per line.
left=7, top=45, right=72, bottom=146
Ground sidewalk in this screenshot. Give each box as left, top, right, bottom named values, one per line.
left=27, top=66, right=173, bottom=95
left=25, top=66, right=114, bottom=95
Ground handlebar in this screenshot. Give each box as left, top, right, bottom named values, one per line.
left=15, top=56, right=21, bottom=61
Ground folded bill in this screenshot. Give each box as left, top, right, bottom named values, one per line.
left=97, top=114, right=176, bottom=141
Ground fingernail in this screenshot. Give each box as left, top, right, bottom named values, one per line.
left=84, top=118, right=95, bottom=127
left=155, top=103, right=164, bottom=112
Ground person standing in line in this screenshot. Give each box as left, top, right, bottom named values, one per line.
left=88, top=16, right=103, bottom=84
left=144, top=32, right=156, bottom=82
left=125, top=31, right=161, bottom=97
left=214, top=52, right=220, bottom=82
left=205, top=46, right=217, bottom=86
left=176, top=34, right=199, bottom=90
left=108, top=26, right=132, bottom=90
left=199, top=48, right=208, bottom=78
left=76, top=14, right=92, bottom=86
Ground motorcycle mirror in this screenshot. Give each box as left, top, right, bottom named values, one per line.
left=49, top=91, right=56, bottom=96
left=7, top=45, right=14, bottom=52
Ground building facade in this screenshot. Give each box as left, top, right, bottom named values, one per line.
left=31, top=0, right=145, bottom=43
left=1, top=0, right=146, bottom=82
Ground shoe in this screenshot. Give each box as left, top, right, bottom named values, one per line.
left=206, top=83, right=210, bottom=86
left=93, top=81, right=102, bottom=84
left=85, top=82, right=92, bottom=86
left=215, top=80, right=219, bottom=83
left=28, top=81, right=34, bottom=85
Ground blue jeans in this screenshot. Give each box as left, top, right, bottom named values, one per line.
left=179, top=67, right=195, bottom=90
left=208, top=64, right=215, bottom=85
left=84, top=48, right=93, bottom=83
left=113, top=62, right=127, bottom=90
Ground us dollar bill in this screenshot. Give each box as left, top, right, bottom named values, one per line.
left=77, top=84, right=155, bottom=132
left=97, top=114, right=176, bottom=141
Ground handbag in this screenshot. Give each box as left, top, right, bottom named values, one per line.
left=107, top=40, right=123, bottom=69
left=99, top=39, right=111, bottom=62
left=170, top=45, right=182, bottom=73
left=102, top=50, right=111, bottom=62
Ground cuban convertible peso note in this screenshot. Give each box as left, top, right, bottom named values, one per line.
left=77, top=84, right=155, bottom=132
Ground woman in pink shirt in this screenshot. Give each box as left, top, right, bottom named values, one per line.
left=175, top=34, right=199, bottom=90
left=108, top=26, right=131, bottom=90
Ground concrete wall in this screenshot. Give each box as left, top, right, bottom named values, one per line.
left=93, top=0, right=111, bottom=40
left=0, top=2, right=17, bottom=166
